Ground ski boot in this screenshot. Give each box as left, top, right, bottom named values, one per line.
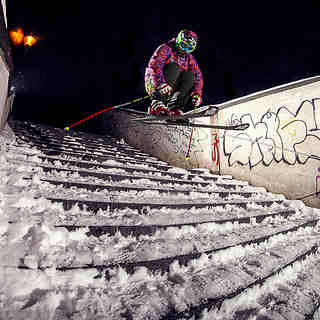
left=148, top=99, right=170, bottom=116
left=166, top=91, right=189, bottom=124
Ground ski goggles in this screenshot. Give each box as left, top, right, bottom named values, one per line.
left=176, top=31, right=197, bottom=53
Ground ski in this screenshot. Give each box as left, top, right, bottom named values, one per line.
left=130, top=105, right=219, bottom=123
left=118, top=107, right=148, bottom=116
left=137, top=121, right=250, bottom=130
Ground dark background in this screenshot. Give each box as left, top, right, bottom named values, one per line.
left=6, top=1, right=320, bottom=134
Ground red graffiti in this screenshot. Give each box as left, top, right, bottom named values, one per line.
left=211, top=132, right=220, bottom=166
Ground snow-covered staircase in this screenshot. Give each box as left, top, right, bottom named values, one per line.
left=1, top=119, right=320, bottom=319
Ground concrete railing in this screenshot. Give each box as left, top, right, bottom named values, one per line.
left=103, top=75, right=320, bottom=208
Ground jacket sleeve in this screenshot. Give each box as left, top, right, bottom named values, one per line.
left=189, top=55, right=203, bottom=98
left=145, top=44, right=171, bottom=94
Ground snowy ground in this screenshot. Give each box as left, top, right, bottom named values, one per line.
left=1, top=121, right=320, bottom=319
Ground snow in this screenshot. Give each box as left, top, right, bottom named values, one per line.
left=203, top=247, right=320, bottom=320
left=2, top=121, right=320, bottom=319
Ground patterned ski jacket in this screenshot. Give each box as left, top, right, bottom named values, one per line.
left=145, top=38, right=203, bottom=99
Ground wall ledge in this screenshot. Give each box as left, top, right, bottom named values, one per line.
left=218, top=75, right=320, bottom=110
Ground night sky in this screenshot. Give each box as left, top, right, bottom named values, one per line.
left=6, top=1, right=320, bottom=134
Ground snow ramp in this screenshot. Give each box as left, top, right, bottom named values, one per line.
left=103, top=76, right=320, bottom=209
left=1, top=119, right=320, bottom=319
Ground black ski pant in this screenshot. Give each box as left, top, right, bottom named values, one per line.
left=162, top=62, right=195, bottom=110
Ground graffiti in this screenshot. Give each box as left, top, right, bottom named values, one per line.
left=162, top=125, right=207, bottom=158
left=166, top=126, right=192, bottom=153
left=211, top=132, right=220, bottom=166
left=223, top=98, right=320, bottom=168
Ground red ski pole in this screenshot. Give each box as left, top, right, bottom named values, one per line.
left=64, top=95, right=151, bottom=131
left=185, top=127, right=194, bottom=160
left=185, top=105, right=200, bottom=160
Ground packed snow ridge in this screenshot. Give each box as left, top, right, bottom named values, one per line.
left=1, top=120, right=320, bottom=320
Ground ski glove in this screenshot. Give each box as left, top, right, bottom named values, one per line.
left=191, top=94, right=202, bottom=107
left=157, top=83, right=173, bottom=96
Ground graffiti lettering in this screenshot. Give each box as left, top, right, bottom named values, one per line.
left=211, top=132, right=220, bottom=166
left=224, top=98, right=320, bottom=168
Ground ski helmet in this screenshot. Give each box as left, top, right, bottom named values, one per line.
left=176, top=30, right=198, bottom=53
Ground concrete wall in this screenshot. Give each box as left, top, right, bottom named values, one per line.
left=103, top=108, right=219, bottom=172
left=0, top=53, right=9, bottom=129
left=1, top=0, right=6, bottom=27
left=218, top=75, right=320, bottom=208
left=0, top=0, right=11, bottom=131
left=103, top=75, right=320, bottom=208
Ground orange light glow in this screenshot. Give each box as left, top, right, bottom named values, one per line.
left=24, top=35, right=38, bottom=47
left=9, top=28, right=24, bottom=46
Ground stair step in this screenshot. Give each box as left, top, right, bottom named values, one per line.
left=9, top=152, right=230, bottom=182
left=47, top=196, right=284, bottom=214
left=15, top=129, right=152, bottom=158
left=52, top=133, right=150, bottom=154
left=8, top=144, right=226, bottom=179
left=56, top=208, right=296, bottom=237
left=6, top=144, right=173, bottom=171
left=166, top=240, right=319, bottom=320
left=10, top=126, right=155, bottom=156
left=55, top=218, right=319, bottom=275
left=10, top=158, right=248, bottom=190
left=12, top=139, right=174, bottom=168
left=14, top=136, right=155, bottom=161
left=38, top=177, right=264, bottom=198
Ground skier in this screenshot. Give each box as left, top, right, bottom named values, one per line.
left=145, top=30, right=203, bottom=117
